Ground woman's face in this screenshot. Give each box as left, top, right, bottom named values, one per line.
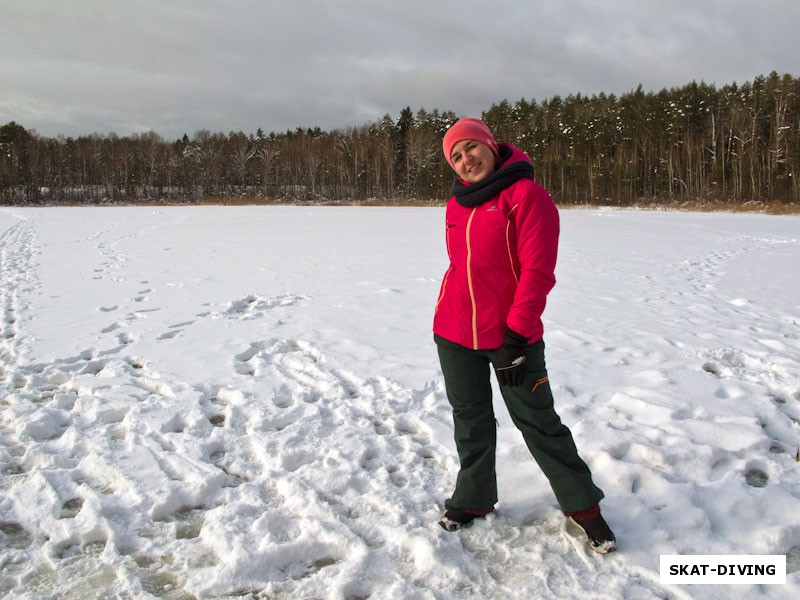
left=449, top=139, right=497, bottom=183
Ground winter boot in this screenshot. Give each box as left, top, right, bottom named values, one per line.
left=438, top=507, right=493, bottom=532
left=568, top=513, right=617, bottom=554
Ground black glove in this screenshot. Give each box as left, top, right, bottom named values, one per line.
left=494, top=328, right=529, bottom=387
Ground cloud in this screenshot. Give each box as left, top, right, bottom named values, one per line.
left=1, top=0, right=797, bottom=138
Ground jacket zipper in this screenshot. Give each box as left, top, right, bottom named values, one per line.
left=466, top=208, right=478, bottom=349
left=506, top=204, right=520, bottom=284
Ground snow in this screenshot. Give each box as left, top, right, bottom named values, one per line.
left=1, top=205, right=799, bottom=599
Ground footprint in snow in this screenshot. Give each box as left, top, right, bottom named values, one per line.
left=744, top=465, right=769, bottom=488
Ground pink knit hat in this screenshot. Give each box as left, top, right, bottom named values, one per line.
left=442, top=118, right=499, bottom=169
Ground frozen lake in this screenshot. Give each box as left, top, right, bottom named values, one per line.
left=1, top=206, right=799, bottom=599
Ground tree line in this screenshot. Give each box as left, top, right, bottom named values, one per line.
left=1, top=72, right=798, bottom=206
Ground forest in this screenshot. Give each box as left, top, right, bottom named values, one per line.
left=1, top=72, right=798, bottom=208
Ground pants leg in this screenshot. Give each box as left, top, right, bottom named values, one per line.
left=494, top=340, right=604, bottom=513
left=435, top=335, right=498, bottom=510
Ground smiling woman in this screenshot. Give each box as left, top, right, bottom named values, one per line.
left=443, top=118, right=500, bottom=183
left=448, top=139, right=499, bottom=183
left=432, top=118, right=617, bottom=554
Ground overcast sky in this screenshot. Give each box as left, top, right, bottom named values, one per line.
left=2, top=0, right=798, bottom=139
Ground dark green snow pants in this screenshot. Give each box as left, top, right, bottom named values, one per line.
left=435, top=334, right=604, bottom=513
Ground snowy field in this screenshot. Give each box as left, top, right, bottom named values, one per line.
left=1, top=205, right=799, bottom=600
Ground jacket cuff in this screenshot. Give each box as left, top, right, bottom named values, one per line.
left=503, top=327, right=529, bottom=346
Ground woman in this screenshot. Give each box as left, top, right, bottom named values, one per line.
left=434, top=118, right=616, bottom=554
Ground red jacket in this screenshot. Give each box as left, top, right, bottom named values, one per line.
left=433, top=145, right=559, bottom=350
